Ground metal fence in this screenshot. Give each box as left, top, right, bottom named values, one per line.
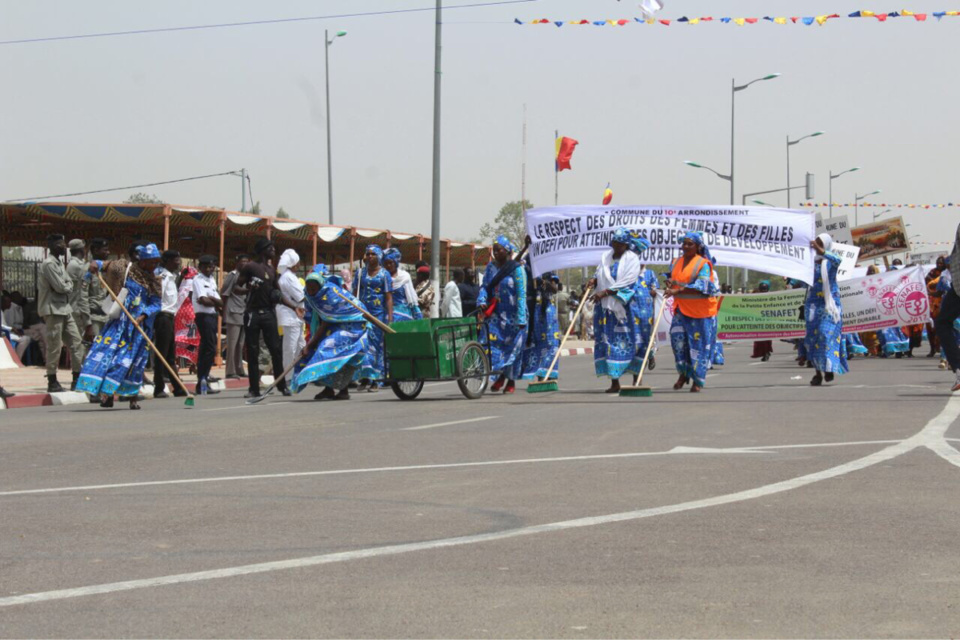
left=1, top=259, right=41, bottom=297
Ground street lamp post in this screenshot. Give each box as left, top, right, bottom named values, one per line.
left=786, top=131, right=824, bottom=208
left=873, top=208, right=892, bottom=221
left=854, top=190, right=881, bottom=227
left=828, top=167, right=860, bottom=218
left=324, top=29, right=347, bottom=225
left=731, top=73, right=780, bottom=206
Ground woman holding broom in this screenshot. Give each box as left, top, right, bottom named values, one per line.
left=77, top=243, right=163, bottom=409
left=353, top=245, right=393, bottom=391
left=590, top=228, right=644, bottom=394
left=628, top=231, right=659, bottom=377
left=292, top=269, right=369, bottom=401
left=665, top=232, right=720, bottom=393
left=521, top=272, right=561, bottom=382
left=477, top=235, right=528, bottom=394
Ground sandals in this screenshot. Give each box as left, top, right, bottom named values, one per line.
left=673, top=375, right=688, bottom=390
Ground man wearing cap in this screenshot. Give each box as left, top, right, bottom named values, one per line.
left=66, top=239, right=93, bottom=379
left=38, top=234, right=84, bottom=393
left=193, top=255, right=223, bottom=394
left=86, top=238, right=111, bottom=338
left=237, top=238, right=290, bottom=398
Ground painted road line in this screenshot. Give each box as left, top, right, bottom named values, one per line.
left=0, top=438, right=914, bottom=499
left=3, top=398, right=956, bottom=608
left=401, top=416, right=499, bottom=431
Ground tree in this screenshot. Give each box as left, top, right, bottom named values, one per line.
left=249, top=201, right=262, bottom=215
left=123, top=192, right=164, bottom=204
left=276, top=207, right=290, bottom=219
left=476, top=200, right=533, bottom=248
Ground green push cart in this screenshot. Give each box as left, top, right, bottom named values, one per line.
left=384, top=317, right=492, bottom=400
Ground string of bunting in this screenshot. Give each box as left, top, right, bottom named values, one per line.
left=801, top=202, right=958, bottom=208
left=516, top=10, right=960, bottom=27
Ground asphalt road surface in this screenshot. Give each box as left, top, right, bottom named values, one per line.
left=3, top=345, right=960, bottom=638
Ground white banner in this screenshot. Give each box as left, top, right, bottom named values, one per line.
left=832, top=242, right=861, bottom=281
left=526, top=205, right=816, bottom=284
left=815, top=214, right=853, bottom=244
left=840, top=265, right=929, bottom=332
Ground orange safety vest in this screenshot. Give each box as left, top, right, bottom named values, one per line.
left=670, top=255, right=719, bottom=319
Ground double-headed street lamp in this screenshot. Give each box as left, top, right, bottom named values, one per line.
left=873, top=208, right=893, bottom=221
left=855, top=190, right=881, bottom=227
left=730, top=73, right=781, bottom=205
left=324, top=29, right=347, bottom=225
left=828, top=167, right=860, bottom=218
left=786, top=131, right=824, bottom=207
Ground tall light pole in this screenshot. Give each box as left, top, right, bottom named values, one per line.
left=828, top=167, right=860, bottom=218
left=240, top=168, right=247, bottom=212
left=786, top=131, right=824, bottom=208
left=854, top=190, right=881, bottom=227
left=731, top=73, right=780, bottom=205
left=429, top=0, right=442, bottom=318
left=324, top=29, right=347, bottom=225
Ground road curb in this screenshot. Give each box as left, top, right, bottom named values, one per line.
left=560, top=347, right=594, bottom=357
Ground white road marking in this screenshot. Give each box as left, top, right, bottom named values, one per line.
left=4, top=397, right=957, bottom=608
left=0, top=438, right=923, bottom=498
left=400, top=416, right=500, bottom=431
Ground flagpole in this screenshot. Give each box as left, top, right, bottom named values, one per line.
left=521, top=104, right=527, bottom=217
left=554, top=128, right=559, bottom=207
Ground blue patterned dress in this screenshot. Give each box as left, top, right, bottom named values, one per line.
left=708, top=270, right=724, bottom=366
left=292, top=282, right=369, bottom=393
left=593, top=260, right=644, bottom=379
left=877, top=327, right=909, bottom=355
left=77, top=276, right=161, bottom=397
left=521, top=279, right=561, bottom=380
left=804, top=252, right=848, bottom=374
left=845, top=333, right=869, bottom=355
left=633, top=268, right=659, bottom=360
left=390, top=272, right=422, bottom=323
left=669, top=262, right=720, bottom=387
left=478, top=261, right=528, bottom=380
left=354, top=267, right=392, bottom=380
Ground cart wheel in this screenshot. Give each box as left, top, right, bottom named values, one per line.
left=456, top=341, right=490, bottom=399
left=390, top=380, right=424, bottom=400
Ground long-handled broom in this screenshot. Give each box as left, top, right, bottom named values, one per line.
left=97, top=272, right=196, bottom=408
left=527, top=285, right=594, bottom=393
left=245, top=353, right=306, bottom=405
left=619, top=296, right=669, bottom=398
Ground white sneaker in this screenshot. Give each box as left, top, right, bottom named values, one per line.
left=940, top=359, right=948, bottom=370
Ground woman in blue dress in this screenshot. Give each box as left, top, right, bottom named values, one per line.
left=866, top=265, right=910, bottom=357
left=477, top=235, right=528, bottom=394
left=521, top=272, right=561, bottom=381
left=77, top=243, right=163, bottom=410
left=629, top=232, right=659, bottom=376
left=665, top=232, right=720, bottom=392
left=353, top=245, right=393, bottom=390
left=591, top=228, right=645, bottom=393
left=293, top=270, right=369, bottom=400
left=805, top=233, right=848, bottom=386
left=382, top=248, right=422, bottom=323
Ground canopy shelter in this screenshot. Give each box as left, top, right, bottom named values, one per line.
left=0, top=202, right=489, bottom=285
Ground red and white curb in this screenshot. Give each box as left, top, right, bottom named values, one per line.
left=560, top=347, right=594, bottom=357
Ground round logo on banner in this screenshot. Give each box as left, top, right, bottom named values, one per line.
left=877, top=285, right=898, bottom=316
left=896, top=283, right=928, bottom=323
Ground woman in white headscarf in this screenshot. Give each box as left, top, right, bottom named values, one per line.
left=275, top=248, right=306, bottom=373
left=804, top=233, right=847, bottom=386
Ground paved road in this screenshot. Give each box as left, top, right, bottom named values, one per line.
left=2, top=345, right=960, bottom=638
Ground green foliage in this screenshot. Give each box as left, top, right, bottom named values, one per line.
left=249, top=201, right=262, bottom=215
left=123, top=192, right=164, bottom=204
left=276, top=207, right=290, bottom=219
left=476, top=200, right=533, bottom=248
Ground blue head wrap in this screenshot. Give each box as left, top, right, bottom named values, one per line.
left=312, top=264, right=329, bottom=276
left=327, top=274, right=344, bottom=288
left=759, top=279, right=771, bottom=289
left=681, top=231, right=716, bottom=264
left=494, top=235, right=516, bottom=254
left=305, top=271, right=324, bottom=287
left=365, top=245, right=384, bottom=260
left=383, top=248, right=402, bottom=264
left=138, top=243, right=160, bottom=260
left=547, top=272, right=560, bottom=282
left=611, top=227, right=631, bottom=246
left=627, top=229, right=651, bottom=254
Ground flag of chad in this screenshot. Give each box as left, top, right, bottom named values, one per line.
left=602, top=183, right=613, bottom=205
left=555, top=136, right=579, bottom=172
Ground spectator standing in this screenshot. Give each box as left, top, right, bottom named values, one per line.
left=441, top=269, right=463, bottom=318
left=86, top=238, right=111, bottom=337
left=192, top=255, right=223, bottom=394
left=276, top=249, right=306, bottom=373
left=66, top=239, right=93, bottom=376
left=219, top=254, right=249, bottom=379
left=153, top=250, right=186, bottom=398
left=38, top=234, right=84, bottom=393
left=238, top=238, right=290, bottom=398
left=458, top=267, right=480, bottom=316
left=414, top=261, right=435, bottom=316
left=556, top=281, right=571, bottom=336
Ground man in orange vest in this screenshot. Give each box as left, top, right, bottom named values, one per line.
left=664, top=231, right=720, bottom=393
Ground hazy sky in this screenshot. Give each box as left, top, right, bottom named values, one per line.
left=2, top=0, right=958, bottom=250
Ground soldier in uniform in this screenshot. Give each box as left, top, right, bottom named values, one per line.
left=38, top=234, right=84, bottom=393
left=66, top=239, right=93, bottom=383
